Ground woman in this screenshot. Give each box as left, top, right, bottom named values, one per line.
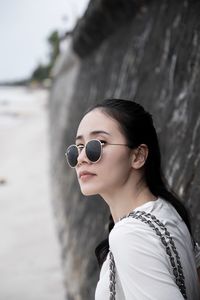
left=65, top=99, right=200, bottom=299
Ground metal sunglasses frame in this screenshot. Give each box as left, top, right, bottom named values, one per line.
left=65, top=138, right=130, bottom=168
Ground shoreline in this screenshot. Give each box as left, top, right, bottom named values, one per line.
left=0, top=86, right=66, bottom=300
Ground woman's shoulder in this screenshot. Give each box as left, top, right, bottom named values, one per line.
left=109, top=197, right=191, bottom=255
left=121, top=197, right=184, bottom=227
left=109, top=210, right=163, bottom=257
left=108, top=208, right=172, bottom=277
left=111, top=197, right=183, bottom=232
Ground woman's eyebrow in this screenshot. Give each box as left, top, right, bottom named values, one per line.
left=75, top=130, right=111, bottom=141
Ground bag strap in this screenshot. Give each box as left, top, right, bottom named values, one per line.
left=109, top=210, right=187, bottom=300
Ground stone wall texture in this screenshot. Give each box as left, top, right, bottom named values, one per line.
left=49, top=1, right=200, bottom=299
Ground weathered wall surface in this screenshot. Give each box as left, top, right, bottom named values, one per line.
left=49, top=1, right=200, bottom=299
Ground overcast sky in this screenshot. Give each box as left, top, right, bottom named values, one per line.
left=0, top=0, right=89, bottom=82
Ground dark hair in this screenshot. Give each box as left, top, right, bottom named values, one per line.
left=86, top=99, right=191, bottom=268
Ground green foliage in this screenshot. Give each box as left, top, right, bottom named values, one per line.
left=31, top=30, right=60, bottom=82
left=48, top=30, right=60, bottom=66
left=31, top=64, right=51, bottom=82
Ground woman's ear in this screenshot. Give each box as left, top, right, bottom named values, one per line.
left=131, top=144, right=148, bottom=169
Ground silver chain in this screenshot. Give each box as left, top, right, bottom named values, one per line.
left=109, top=210, right=187, bottom=299
left=109, top=251, right=116, bottom=300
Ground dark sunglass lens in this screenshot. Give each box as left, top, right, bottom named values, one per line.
left=66, top=145, right=78, bottom=167
left=86, top=140, right=101, bottom=162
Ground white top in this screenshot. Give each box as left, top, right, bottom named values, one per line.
left=95, top=198, right=200, bottom=300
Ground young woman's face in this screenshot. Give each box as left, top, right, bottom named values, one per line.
left=75, top=109, right=134, bottom=196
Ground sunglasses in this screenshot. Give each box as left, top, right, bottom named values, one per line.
left=65, top=139, right=130, bottom=168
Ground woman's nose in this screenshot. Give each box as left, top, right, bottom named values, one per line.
left=77, top=147, right=89, bottom=165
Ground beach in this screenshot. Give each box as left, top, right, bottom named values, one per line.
left=0, top=86, right=65, bottom=300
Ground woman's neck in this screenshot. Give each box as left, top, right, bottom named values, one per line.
left=101, top=179, right=157, bottom=224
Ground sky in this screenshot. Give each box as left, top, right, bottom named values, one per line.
left=0, top=0, right=90, bottom=82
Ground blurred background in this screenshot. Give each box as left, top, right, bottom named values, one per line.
left=0, top=1, right=89, bottom=299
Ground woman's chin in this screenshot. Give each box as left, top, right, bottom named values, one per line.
left=80, top=187, right=98, bottom=196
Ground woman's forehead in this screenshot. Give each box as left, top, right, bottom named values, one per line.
left=76, top=109, right=121, bottom=138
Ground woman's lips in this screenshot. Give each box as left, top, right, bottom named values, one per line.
left=79, top=171, right=96, bottom=180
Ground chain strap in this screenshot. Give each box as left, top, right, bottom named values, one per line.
left=109, top=210, right=187, bottom=299
left=109, top=251, right=116, bottom=300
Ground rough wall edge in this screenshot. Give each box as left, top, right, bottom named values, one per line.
left=72, top=0, right=146, bottom=57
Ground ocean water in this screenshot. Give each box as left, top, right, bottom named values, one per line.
left=0, top=86, right=47, bottom=126
left=0, top=86, right=66, bottom=300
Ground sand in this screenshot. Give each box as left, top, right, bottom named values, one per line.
left=0, top=86, right=66, bottom=300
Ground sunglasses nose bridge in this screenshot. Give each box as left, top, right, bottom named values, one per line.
left=76, top=145, right=89, bottom=165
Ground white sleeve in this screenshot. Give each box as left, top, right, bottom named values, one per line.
left=109, top=219, right=184, bottom=300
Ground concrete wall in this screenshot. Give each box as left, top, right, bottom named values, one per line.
left=49, top=1, right=200, bottom=299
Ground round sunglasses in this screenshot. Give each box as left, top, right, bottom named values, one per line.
left=65, top=139, right=130, bottom=168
